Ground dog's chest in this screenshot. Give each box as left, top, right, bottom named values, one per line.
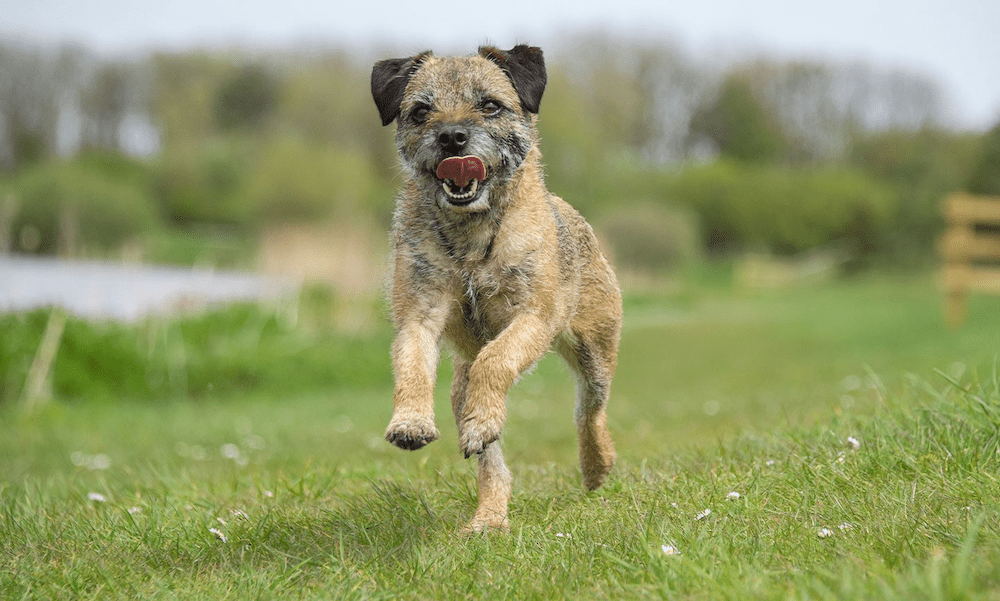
left=454, top=261, right=532, bottom=342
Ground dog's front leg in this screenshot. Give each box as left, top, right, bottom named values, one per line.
left=386, top=300, right=450, bottom=450
left=458, top=313, right=551, bottom=458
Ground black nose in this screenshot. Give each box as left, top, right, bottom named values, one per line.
left=437, top=126, right=469, bottom=154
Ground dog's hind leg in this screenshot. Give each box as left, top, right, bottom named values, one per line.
left=558, top=328, right=618, bottom=491
left=452, top=356, right=512, bottom=532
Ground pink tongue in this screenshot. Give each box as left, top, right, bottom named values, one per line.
left=436, top=156, right=486, bottom=188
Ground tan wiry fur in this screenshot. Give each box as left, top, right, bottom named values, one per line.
left=371, top=45, right=622, bottom=532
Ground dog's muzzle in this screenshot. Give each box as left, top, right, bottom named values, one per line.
left=436, top=156, right=487, bottom=204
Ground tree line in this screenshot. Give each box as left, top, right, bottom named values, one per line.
left=1, top=34, right=997, bottom=271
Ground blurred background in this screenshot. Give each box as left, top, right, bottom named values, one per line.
left=1, top=0, right=999, bottom=440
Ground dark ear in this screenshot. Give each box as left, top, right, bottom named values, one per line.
left=371, top=52, right=431, bottom=126
left=479, top=44, right=547, bottom=114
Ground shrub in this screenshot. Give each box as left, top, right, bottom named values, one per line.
left=659, top=162, right=898, bottom=256
left=150, top=142, right=250, bottom=226
left=967, top=120, right=1000, bottom=195
left=600, top=203, right=702, bottom=274
left=11, top=160, right=160, bottom=254
left=245, top=137, right=380, bottom=224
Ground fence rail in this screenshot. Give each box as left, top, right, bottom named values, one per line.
left=939, top=193, right=1000, bottom=327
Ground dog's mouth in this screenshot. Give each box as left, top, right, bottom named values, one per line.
left=436, top=156, right=487, bottom=205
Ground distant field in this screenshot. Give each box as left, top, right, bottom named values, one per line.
left=2, top=273, right=999, bottom=599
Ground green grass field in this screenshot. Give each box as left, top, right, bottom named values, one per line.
left=2, top=273, right=1000, bottom=599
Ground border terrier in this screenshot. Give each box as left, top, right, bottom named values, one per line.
left=371, top=44, right=622, bottom=532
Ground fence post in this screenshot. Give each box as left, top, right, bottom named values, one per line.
left=939, top=193, right=1000, bottom=327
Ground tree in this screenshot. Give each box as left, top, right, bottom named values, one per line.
left=214, top=65, right=280, bottom=132
left=967, top=120, right=1000, bottom=195
left=688, top=73, right=788, bottom=164
left=80, top=64, right=130, bottom=152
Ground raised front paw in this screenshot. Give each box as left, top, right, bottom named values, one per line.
left=385, top=414, right=439, bottom=450
left=458, top=409, right=504, bottom=458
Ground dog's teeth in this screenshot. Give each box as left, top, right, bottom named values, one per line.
left=443, top=178, right=479, bottom=201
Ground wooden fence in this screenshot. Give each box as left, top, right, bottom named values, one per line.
left=939, top=193, right=1000, bottom=327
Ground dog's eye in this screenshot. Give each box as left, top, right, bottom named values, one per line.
left=410, top=105, right=431, bottom=123
left=482, top=100, right=503, bottom=116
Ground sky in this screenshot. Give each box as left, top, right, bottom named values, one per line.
left=3, top=0, right=1000, bottom=130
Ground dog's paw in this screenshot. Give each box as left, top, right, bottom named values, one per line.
left=461, top=512, right=510, bottom=534
left=458, top=411, right=504, bottom=458
left=385, top=414, right=439, bottom=450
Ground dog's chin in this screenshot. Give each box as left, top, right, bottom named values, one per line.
left=436, top=179, right=491, bottom=213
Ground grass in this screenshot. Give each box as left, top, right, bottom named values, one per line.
left=2, top=272, right=1000, bottom=599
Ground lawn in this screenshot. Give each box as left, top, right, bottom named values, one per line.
left=2, top=273, right=1000, bottom=599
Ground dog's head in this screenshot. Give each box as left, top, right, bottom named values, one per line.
left=372, top=45, right=547, bottom=213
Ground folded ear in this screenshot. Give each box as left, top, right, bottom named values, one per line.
left=371, top=51, right=431, bottom=126
left=479, top=45, right=547, bottom=114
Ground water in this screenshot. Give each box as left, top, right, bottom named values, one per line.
left=0, top=255, right=297, bottom=321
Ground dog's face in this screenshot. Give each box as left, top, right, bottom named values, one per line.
left=372, top=46, right=547, bottom=213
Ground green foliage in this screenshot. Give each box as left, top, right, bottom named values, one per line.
left=0, top=303, right=392, bottom=406
left=1, top=40, right=987, bottom=267
left=151, top=52, right=234, bottom=147
left=851, top=128, right=980, bottom=260
left=246, top=136, right=382, bottom=224
left=600, top=203, right=702, bottom=274
left=10, top=160, right=160, bottom=253
left=967, top=120, right=1000, bottom=195
left=214, top=65, right=281, bottom=131
left=659, top=161, right=898, bottom=255
left=689, top=74, right=789, bottom=163
left=151, top=142, right=251, bottom=226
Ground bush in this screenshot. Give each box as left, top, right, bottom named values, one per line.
left=600, top=203, right=702, bottom=274
left=967, top=120, right=1000, bottom=195
left=151, top=142, right=251, bottom=226
left=658, top=162, right=898, bottom=256
left=11, top=160, right=160, bottom=254
left=246, top=136, right=381, bottom=224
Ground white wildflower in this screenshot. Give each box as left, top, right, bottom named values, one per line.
left=695, top=508, right=712, bottom=521
left=838, top=523, right=853, bottom=531
left=847, top=436, right=861, bottom=451
left=726, top=491, right=741, bottom=501
left=841, top=375, right=862, bottom=391
left=835, top=452, right=846, bottom=464
left=555, top=532, right=571, bottom=539
left=818, top=528, right=833, bottom=538
left=209, top=527, right=227, bottom=543
left=87, top=492, right=106, bottom=503
left=221, top=443, right=241, bottom=460
left=89, top=453, right=112, bottom=470
left=661, top=544, right=681, bottom=556
left=765, top=460, right=776, bottom=467
left=128, top=506, right=142, bottom=515
left=264, top=490, right=274, bottom=498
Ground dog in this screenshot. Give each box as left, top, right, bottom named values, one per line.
left=371, top=44, right=622, bottom=532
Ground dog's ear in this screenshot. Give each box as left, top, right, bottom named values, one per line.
left=479, top=45, right=547, bottom=114
left=371, top=52, right=431, bottom=126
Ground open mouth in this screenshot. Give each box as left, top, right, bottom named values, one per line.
left=436, top=156, right=487, bottom=205
left=441, top=178, right=481, bottom=202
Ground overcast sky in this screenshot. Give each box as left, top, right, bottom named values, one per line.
left=4, top=0, right=999, bottom=130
